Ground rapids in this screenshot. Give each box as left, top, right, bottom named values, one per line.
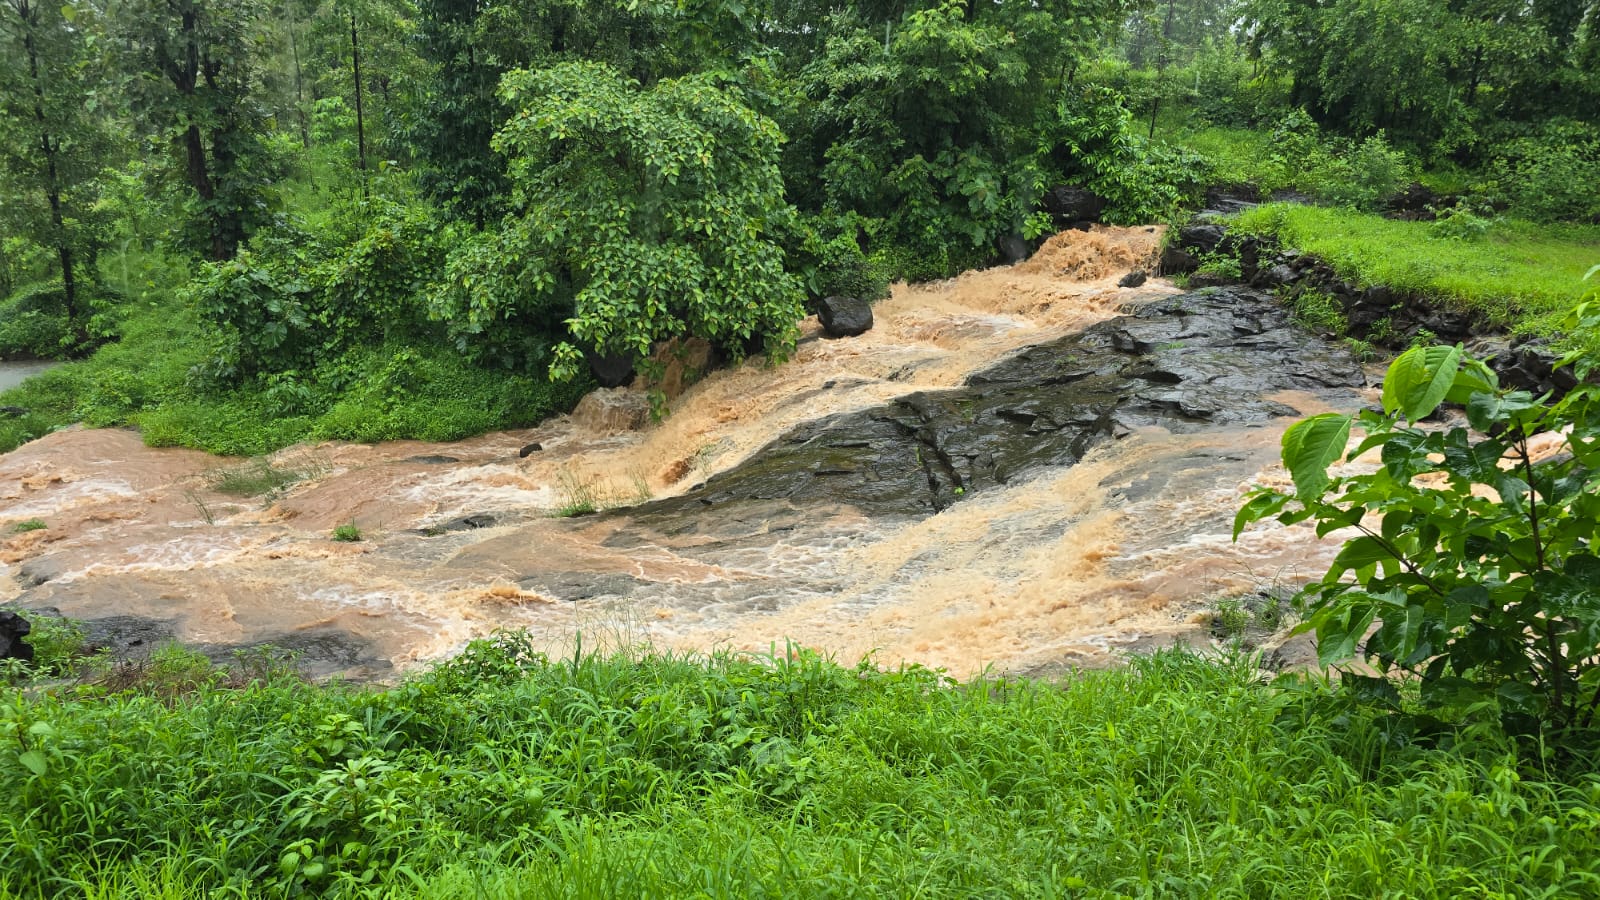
left=0, top=227, right=1370, bottom=679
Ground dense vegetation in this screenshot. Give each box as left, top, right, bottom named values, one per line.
left=2, top=0, right=1596, bottom=455
left=3, top=635, right=1599, bottom=898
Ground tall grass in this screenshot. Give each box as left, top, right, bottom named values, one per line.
left=1234, top=203, right=1600, bottom=337
left=2, top=637, right=1597, bottom=898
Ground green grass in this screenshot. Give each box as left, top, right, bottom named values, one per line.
left=331, top=522, right=362, bottom=542
left=9, top=518, right=45, bottom=533
left=1, top=635, right=1598, bottom=898
left=1234, top=203, right=1600, bottom=337
left=0, top=295, right=590, bottom=456
left=208, top=459, right=312, bottom=497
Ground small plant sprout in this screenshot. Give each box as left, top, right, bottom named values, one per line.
left=10, top=519, right=45, bottom=533
left=331, top=522, right=362, bottom=542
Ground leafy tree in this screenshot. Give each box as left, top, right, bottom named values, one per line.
left=0, top=0, right=112, bottom=332
left=788, top=0, right=1137, bottom=277
left=120, top=0, right=278, bottom=260
left=433, top=61, right=804, bottom=380
left=1236, top=311, right=1600, bottom=738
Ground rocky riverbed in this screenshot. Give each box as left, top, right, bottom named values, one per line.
left=0, top=227, right=1366, bottom=679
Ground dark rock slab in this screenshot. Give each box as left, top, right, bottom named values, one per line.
left=629, top=287, right=1362, bottom=522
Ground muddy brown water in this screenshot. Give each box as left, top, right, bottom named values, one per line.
left=0, top=227, right=1371, bottom=679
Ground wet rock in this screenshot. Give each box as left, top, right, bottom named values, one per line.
left=1252, top=263, right=1297, bottom=289
left=818, top=295, right=874, bottom=338
left=1118, top=270, right=1149, bottom=288
left=1386, top=182, right=1452, bottom=221
left=79, top=615, right=178, bottom=655
left=1159, top=246, right=1198, bottom=276
left=1186, top=271, right=1235, bottom=288
left=633, top=287, right=1363, bottom=521
left=16, top=555, right=67, bottom=588
left=1178, top=224, right=1227, bottom=256
left=518, top=442, right=543, bottom=458
left=406, top=455, right=459, bottom=465
left=0, top=405, right=28, bottom=417
left=571, top=388, right=651, bottom=433
left=997, top=233, right=1031, bottom=265
left=436, top=514, right=498, bottom=532
left=1042, top=186, right=1108, bottom=225
left=584, top=347, right=636, bottom=388
left=0, top=610, right=33, bottom=663
left=1264, top=632, right=1321, bottom=671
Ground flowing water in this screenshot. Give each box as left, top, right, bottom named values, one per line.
left=0, top=227, right=1373, bottom=679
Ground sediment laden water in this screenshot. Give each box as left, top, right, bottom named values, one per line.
left=0, top=227, right=1375, bottom=678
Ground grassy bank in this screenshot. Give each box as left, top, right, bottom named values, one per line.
left=1232, top=203, right=1600, bottom=337
left=2, top=637, right=1597, bottom=898
left=0, top=295, right=588, bottom=456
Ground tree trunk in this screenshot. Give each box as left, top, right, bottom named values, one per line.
left=351, top=10, right=367, bottom=197
left=20, top=0, right=78, bottom=323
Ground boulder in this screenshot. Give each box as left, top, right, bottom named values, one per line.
left=584, top=347, right=636, bottom=388
left=1118, top=270, right=1149, bottom=288
left=818, top=295, right=874, bottom=338
left=1041, top=186, right=1108, bottom=225
left=996, top=233, right=1031, bottom=265
left=572, top=388, right=652, bottom=433
left=1177, top=224, right=1227, bottom=256
left=0, top=610, right=33, bottom=663
left=518, top=442, right=543, bottom=458
left=1158, top=246, right=1198, bottom=276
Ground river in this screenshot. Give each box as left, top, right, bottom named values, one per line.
left=0, top=227, right=1369, bottom=679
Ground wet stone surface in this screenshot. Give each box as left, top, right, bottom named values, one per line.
left=633, top=287, right=1363, bottom=523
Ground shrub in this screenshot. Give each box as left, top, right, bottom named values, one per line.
left=331, top=523, right=362, bottom=542
left=1236, top=324, right=1600, bottom=739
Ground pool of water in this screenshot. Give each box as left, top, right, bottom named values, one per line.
left=0, top=360, right=59, bottom=393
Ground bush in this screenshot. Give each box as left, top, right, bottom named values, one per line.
left=813, top=232, right=889, bottom=302
left=1236, top=328, right=1600, bottom=740
left=1490, top=124, right=1600, bottom=224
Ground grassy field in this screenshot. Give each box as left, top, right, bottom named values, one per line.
left=2, top=635, right=1597, bottom=899
left=1232, top=203, right=1600, bottom=337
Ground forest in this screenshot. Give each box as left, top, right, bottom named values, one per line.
left=1, top=0, right=1597, bottom=455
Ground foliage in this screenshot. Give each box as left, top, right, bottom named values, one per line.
left=118, top=0, right=281, bottom=260
left=10, top=518, right=45, bottom=532
left=0, top=0, right=115, bottom=327
left=1240, top=0, right=1600, bottom=151
left=331, top=522, right=362, bottom=542
left=1488, top=122, right=1600, bottom=225
left=1236, top=330, right=1600, bottom=737
left=1232, top=202, right=1600, bottom=338
left=4, top=642, right=1600, bottom=897
left=436, top=62, right=805, bottom=381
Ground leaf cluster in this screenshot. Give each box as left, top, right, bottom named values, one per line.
left=1237, top=315, right=1600, bottom=738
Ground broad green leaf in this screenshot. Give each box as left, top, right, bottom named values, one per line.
left=1281, top=413, right=1353, bottom=497
left=1232, top=490, right=1289, bottom=539
left=18, top=750, right=46, bottom=776
left=1444, top=356, right=1498, bottom=404
left=1382, top=344, right=1462, bottom=422
left=1332, top=535, right=1390, bottom=573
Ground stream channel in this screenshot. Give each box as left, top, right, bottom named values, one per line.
left=0, top=228, right=1369, bottom=679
